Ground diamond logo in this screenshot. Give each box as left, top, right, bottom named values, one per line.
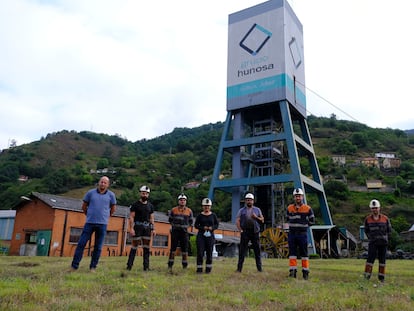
left=239, top=23, right=272, bottom=56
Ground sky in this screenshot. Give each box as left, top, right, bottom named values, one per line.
left=1, top=0, right=413, bottom=151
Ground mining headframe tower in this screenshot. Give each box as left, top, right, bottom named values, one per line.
left=208, top=0, right=334, bottom=256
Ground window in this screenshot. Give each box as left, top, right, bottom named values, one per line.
left=24, top=231, right=37, bottom=244
left=104, top=231, right=118, bottom=245
left=152, top=234, right=168, bottom=248
left=0, top=218, right=14, bottom=240
left=69, top=227, right=118, bottom=245
left=125, top=233, right=168, bottom=248
left=69, top=227, right=83, bottom=243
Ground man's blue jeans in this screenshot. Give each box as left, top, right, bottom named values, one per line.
left=71, top=223, right=107, bottom=269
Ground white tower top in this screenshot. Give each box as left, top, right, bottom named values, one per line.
left=227, top=0, right=306, bottom=117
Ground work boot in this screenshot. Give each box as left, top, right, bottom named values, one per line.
left=168, top=252, right=175, bottom=269
left=126, top=248, right=137, bottom=271
left=237, top=263, right=242, bottom=273
left=182, top=253, right=188, bottom=269
left=379, top=264, right=386, bottom=283
left=205, top=267, right=212, bottom=274
left=302, top=270, right=309, bottom=280
left=289, top=269, right=297, bottom=278
left=364, top=263, right=373, bottom=280
left=143, top=248, right=150, bottom=271
left=196, top=268, right=203, bottom=274
left=167, top=258, right=174, bottom=274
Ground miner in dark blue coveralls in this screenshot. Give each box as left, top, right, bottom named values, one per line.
left=235, top=192, right=264, bottom=273
left=194, top=198, right=219, bottom=274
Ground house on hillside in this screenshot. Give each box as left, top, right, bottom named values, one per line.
left=17, top=175, right=29, bottom=182
left=375, top=152, right=401, bottom=170
left=382, top=157, right=401, bottom=170
left=184, top=181, right=201, bottom=189
left=332, top=155, right=346, bottom=166
left=360, top=157, right=379, bottom=168
left=366, top=180, right=383, bottom=192
left=9, top=192, right=240, bottom=258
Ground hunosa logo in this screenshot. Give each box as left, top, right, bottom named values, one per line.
left=238, top=24, right=274, bottom=77
left=239, top=23, right=272, bottom=56
left=237, top=64, right=274, bottom=77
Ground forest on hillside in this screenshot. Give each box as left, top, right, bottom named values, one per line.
left=1, top=115, right=414, bottom=250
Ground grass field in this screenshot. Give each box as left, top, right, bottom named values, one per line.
left=0, top=255, right=413, bottom=310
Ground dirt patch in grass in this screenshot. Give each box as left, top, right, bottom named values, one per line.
left=13, top=261, right=40, bottom=267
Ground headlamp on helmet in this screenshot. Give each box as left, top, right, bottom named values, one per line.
left=245, top=193, right=254, bottom=200
left=369, top=199, right=380, bottom=209
left=293, top=188, right=304, bottom=196
left=139, top=185, right=150, bottom=193
left=178, top=193, right=187, bottom=200
left=201, top=198, right=212, bottom=206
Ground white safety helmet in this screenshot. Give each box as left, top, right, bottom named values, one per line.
left=245, top=193, right=254, bottom=200
left=178, top=193, right=187, bottom=200
left=139, top=185, right=150, bottom=193
left=369, top=199, right=380, bottom=209
left=201, top=198, right=212, bottom=206
left=293, top=188, right=304, bottom=196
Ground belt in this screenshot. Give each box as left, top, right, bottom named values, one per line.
left=172, top=224, right=188, bottom=228
left=135, top=221, right=150, bottom=226
left=241, top=227, right=255, bottom=231
left=172, top=224, right=189, bottom=230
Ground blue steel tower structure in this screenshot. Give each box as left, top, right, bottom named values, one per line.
left=208, top=0, right=333, bottom=240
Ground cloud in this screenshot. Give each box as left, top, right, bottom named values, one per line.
left=1, top=0, right=413, bottom=151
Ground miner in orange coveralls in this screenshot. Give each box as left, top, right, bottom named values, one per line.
left=287, top=188, right=315, bottom=280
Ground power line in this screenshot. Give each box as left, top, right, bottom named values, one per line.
left=295, top=80, right=361, bottom=123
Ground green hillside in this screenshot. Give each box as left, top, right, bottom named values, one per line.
left=1, top=116, right=413, bottom=250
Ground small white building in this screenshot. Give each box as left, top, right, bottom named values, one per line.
left=401, top=224, right=414, bottom=242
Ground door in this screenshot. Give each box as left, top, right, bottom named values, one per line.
left=36, top=230, right=52, bottom=256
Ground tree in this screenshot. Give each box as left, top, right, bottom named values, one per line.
left=324, top=180, right=349, bottom=200
left=9, top=139, right=17, bottom=148
left=96, top=158, right=110, bottom=170
left=150, top=190, right=174, bottom=213
left=350, top=132, right=368, bottom=148
left=390, top=215, right=410, bottom=234
left=332, top=139, right=357, bottom=155
left=43, top=169, right=73, bottom=194
left=0, top=163, right=19, bottom=182
left=183, top=160, right=196, bottom=176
